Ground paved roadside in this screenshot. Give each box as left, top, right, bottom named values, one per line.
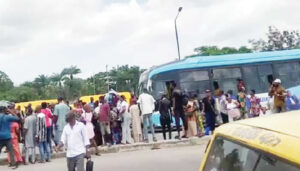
left=0, top=136, right=211, bottom=166
left=0, top=140, right=209, bottom=171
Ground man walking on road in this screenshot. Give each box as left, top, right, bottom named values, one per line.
left=36, top=106, right=51, bottom=163
left=137, top=89, right=157, bottom=143
left=23, top=108, right=37, bottom=164
left=0, top=103, right=19, bottom=169
left=53, top=97, right=70, bottom=145
left=55, top=111, right=90, bottom=171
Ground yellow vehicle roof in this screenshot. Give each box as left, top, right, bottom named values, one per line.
left=15, top=99, right=58, bottom=112
left=236, top=111, right=300, bottom=138
left=79, top=92, right=131, bottom=103
left=215, top=111, right=300, bottom=165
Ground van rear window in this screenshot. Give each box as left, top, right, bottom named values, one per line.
left=204, top=136, right=300, bottom=171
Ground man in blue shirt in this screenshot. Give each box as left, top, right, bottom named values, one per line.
left=0, top=105, right=19, bottom=169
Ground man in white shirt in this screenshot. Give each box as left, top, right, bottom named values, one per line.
left=137, top=89, right=157, bottom=143
left=55, top=111, right=90, bottom=171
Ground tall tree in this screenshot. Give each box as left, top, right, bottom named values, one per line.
left=0, top=71, right=13, bottom=92
left=61, top=66, right=81, bottom=80
left=32, top=74, right=50, bottom=98
left=34, top=74, right=49, bottom=88
left=187, top=46, right=252, bottom=57
left=50, top=73, right=64, bottom=88
left=249, top=26, right=300, bottom=51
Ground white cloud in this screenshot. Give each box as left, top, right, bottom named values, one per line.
left=0, top=0, right=299, bottom=84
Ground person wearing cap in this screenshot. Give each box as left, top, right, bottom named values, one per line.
left=0, top=103, right=19, bottom=169
left=269, top=79, right=287, bottom=113
left=53, top=97, right=70, bottom=145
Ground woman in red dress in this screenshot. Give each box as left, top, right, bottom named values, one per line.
left=7, top=121, right=23, bottom=165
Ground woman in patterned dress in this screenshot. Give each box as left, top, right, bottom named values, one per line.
left=250, top=90, right=261, bottom=117
left=7, top=121, right=23, bottom=166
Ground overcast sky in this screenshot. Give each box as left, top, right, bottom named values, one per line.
left=0, top=0, right=299, bottom=85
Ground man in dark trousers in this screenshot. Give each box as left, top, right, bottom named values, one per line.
left=201, top=90, right=216, bottom=134
left=0, top=102, right=19, bottom=169
left=159, top=94, right=172, bottom=140
left=171, top=83, right=187, bottom=140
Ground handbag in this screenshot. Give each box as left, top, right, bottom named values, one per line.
left=80, top=113, right=87, bottom=125
left=86, top=158, right=94, bottom=171
left=185, top=105, right=195, bottom=117
left=208, top=99, right=218, bottom=115
left=228, top=108, right=241, bottom=119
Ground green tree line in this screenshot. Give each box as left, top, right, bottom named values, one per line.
left=0, top=65, right=144, bottom=102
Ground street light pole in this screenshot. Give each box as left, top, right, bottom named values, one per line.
left=175, top=7, right=183, bottom=60
left=93, top=73, right=96, bottom=95
left=106, top=65, right=109, bottom=91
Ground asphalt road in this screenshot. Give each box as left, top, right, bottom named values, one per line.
left=1, top=144, right=206, bottom=171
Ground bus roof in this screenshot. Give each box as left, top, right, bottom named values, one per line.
left=149, top=49, right=300, bottom=79
left=215, top=111, right=300, bottom=164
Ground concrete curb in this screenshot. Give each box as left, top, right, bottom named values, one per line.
left=0, top=136, right=211, bottom=165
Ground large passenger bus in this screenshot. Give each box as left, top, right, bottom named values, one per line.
left=139, top=49, right=300, bottom=108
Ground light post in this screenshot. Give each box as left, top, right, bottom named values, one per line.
left=175, top=7, right=183, bottom=60
left=106, top=65, right=109, bottom=91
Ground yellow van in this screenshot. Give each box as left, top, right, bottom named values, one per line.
left=200, top=111, right=300, bottom=171
left=79, top=92, right=132, bottom=104
left=15, top=99, right=58, bottom=112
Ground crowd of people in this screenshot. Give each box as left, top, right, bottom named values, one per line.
left=164, top=78, right=299, bottom=136
left=0, top=77, right=299, bottom=170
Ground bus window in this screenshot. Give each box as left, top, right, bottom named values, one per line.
left=257, top=64, right=274, bottom=92
left=180, top=81, right=210, bottom=98
left=274, top=62, right=300, bottom=88
left=212, top=68, right=242, bottom=94
left=179, top=70, right=209, bottom=82
left=179, top=70, right=210, bottom=97
left=242, top=66, right=262, bottom=93
left=212, top=68, right=241, bottom=79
